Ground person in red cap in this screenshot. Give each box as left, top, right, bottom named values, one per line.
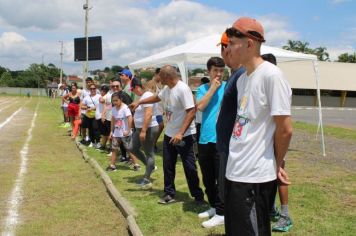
left=223, top=17, right=293, bottom=236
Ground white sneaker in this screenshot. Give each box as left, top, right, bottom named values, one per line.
left=198, top=207, right=216, bottom=219
left=89, top=142, right=94, bottom=147
left=202, top=215, right=224, bottom=228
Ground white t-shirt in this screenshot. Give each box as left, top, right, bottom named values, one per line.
left=97, top=93, right=112, bottom=121
left=158, top=80, right=196, bottom=137
left=112, top=104, right=132, bottom=138
left=134, top=91, right=158, bottom=128
left=60, top=89, right=69, bottom=107
left=82, top=94, right=100, bottom=119
left=226, top=61, right=292, bottom=183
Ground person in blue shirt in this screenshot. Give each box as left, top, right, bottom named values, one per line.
left=196, top=57, right=226, bottom=228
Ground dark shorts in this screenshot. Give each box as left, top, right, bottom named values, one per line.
left=97, top=119, right=111, bottom=136
left=81, top=114, right=89, bottom=128
left=156, top=115, right=163, bottom=124
left=225, top=179, right=277, bottom=236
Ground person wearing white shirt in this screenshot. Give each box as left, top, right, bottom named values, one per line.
left=223, top=17, right=292, bottom=236
left=130, top=65, right=204, bottom=205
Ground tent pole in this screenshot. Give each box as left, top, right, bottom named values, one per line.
left=313, top=60, right=326, bottom=156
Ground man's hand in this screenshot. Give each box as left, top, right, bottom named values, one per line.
left=129, top=101, right=140, bottom=111
left=170, top=133, right=183, bottom=145
left=277, top=167, right=291, bottom=185
left=109, top=132, right=113, bottom=140
left=210, top=77, right=221, bottom=90
left=139, top=130, right=146, bottom=143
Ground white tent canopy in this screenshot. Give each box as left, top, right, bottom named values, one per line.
left=129, top=34, right=325, bottom=156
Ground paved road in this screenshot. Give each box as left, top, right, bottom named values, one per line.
left=292, top=106, right=356, bottom=130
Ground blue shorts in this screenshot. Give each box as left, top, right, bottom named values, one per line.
left=156, top=115, right=163, bottom=124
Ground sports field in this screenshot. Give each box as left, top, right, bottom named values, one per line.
left=0, top=95, right=355, bottom=235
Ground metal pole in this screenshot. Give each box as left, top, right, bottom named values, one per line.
left=83, top=0, right=89, bottom=85
left=59, top=41, right=63, bottom=84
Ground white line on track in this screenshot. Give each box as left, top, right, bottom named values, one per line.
left=0, top=100, right=30, bottom=130
left=1, top=103, right=39, bottom=236
left=0, top=103, right=15, bottom=113
left=292, top=106, right=356, bottom=111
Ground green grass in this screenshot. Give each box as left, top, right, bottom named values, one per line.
left=83, top=121, right=356, bottom=236
left=293, top=121, right=356, bottom=140
left=0, top=97, right=128, bottom=236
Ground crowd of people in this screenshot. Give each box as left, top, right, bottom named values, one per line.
left=58, top=17, right=293, bottom=236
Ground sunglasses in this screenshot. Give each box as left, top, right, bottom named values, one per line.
left=225, top=27, right=265, bottom=43
left=112, top=85, right=120, bottom=88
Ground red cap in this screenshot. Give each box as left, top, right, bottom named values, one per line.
left=232, top=17, right=265, bottom=42
left=217, top=32, right=228, bottom=46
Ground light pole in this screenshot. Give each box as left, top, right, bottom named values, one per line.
left=59, top=41, right=63, bottom=84
left=83, top=0, right=91, bottom=85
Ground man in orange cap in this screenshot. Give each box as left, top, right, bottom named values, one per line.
left=223, top=17, right=292, bottom=236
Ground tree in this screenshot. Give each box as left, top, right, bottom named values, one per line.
left=337, top=53, right=356, bottom=63
left=0, top=71, right=12, bottom=86
left=313, top=47, right=330, bottom=61
left=282, top=40, right=299, bottom=51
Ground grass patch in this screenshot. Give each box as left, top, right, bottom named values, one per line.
left=293, top=121, right=356, bottom=140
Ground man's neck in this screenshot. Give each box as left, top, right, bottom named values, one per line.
left=245, top=56, right=264, bottom=76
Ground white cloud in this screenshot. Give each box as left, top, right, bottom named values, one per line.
left=0, top=0, right=301, bottom=74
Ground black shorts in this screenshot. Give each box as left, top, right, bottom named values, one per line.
left=81, top=114, right=89, bottom=128
left=225, top=179, right=277, bottom=236
left=97, top=119, right=111, bottom=136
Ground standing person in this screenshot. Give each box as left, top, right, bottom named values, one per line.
left=59, top=83, right=70, bottom=127
left=80, top=77, right=95, bottom=145
left=63, top=83, right=81, bottom=140
left=120, top=69, right=136, bottom=101
left=224, top=17, right=292, bottom=236
left=130, top=78, right=160, bottom=189
left=216, top=31, right=246, bottom=204
left=81, top=84, right=101, bottom=147
left=106, top=92, right=135, bottom=172
left=261, top=53, right=293, bottom=232
left=196, top=57, right=226, bottom=228
left=195, top=77, right=210, bottom=143
left=130, top=65, right=204, bottom=204
left=97, top=84, right=112, bottom=151
left=145, top=68, right=165, bottom=153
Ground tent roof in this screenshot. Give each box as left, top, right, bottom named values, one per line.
left=129, top=34, right=316, bottom=70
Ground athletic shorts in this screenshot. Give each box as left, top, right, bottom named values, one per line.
left=97, top=119, right=111, bottom=136
left=112, top=136, right=132, bottom=151
left=156, top=115, right=163, bottom=124
left=67, top=103, right=79, bottom=117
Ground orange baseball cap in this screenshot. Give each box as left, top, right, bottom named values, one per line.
left=232, top=17, right=265, bottom=42
left=217, top=32, right=228, bottom=46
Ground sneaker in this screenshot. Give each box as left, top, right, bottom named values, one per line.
left=95, top=143, right=102, bottom=150
left=107, top=151, right=113, bottom=157
left=88, top=142, right=94, bottom=148
left=272, top=214, right=293, bottom=232
left=106, top=165, right=117, bottom=172
left=270, top=207, right=280, bottom=222
left=133, top=164, right=141, bottom=171
left=80, top=139, right=90, bottom=146
left=153, top=166, right=158, bottom=172
left=138, top=178, right=152, bottom=189
left=198, top=207, right=216, bottom=219
left=158, top=194, right=176, bottom=204
left=119, top=155, right=128, bottom=162
left=64, top=122, right=71, bottom=128
left=202, top=214, right=224, bottom=228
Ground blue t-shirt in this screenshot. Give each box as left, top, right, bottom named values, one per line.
left=196, top=81, right=226, bottom=144
left=216, top=67, right=246, bottom=155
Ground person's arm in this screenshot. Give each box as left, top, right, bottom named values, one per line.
left=140, top=106, right=153, bottom=142
left=101, top=96, right=107, bottom=123
left=197, top=78, right=221, bottom=111
left=110, top=116, right=115, bottom=139
left=170, top=107, right=196, bottom=145
left=129, top=94, right=161, bottom=111
left=274, top=115, right=293, bottom=184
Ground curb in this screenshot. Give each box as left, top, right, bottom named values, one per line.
left=74, top=139, right=143, bottom=236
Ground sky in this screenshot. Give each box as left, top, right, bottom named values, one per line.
left=0, top=0, right=355, bottom=75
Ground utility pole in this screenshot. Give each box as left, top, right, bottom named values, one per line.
left=59, top=41, right=63, bottom=84
left=83, top=0, right=90, bottom=85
